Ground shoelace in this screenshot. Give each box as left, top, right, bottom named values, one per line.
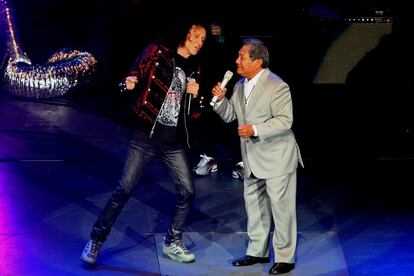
left=197, top=154, right=213, bottom=167
left=173, top=239, right=189, bottom=253
left=89, top=241, right=100, bottom=254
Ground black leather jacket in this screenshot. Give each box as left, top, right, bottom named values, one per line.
left=120, top=43, right=200, bottom=146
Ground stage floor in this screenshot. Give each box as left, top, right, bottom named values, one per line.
left=1, top=95, right=413, bottom=275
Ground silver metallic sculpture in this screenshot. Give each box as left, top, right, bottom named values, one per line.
left=0, top=0, right=97, bottom=98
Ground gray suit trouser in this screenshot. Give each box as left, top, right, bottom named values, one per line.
left=244, top=171, right=297, bottom=263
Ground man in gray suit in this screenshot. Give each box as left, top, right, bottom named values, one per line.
left=211, top=38, right=303, bottom=275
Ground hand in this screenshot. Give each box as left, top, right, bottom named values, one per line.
left=209, top=24, right=222, bottom=36
left=238, top=124, right=254, bottom=138
left=186, top=78, right=199, bottom=98
left=211, top=82, right=227, bottom=102
left=125, top=76, right=138, bottom=90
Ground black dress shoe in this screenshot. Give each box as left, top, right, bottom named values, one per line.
left=232, top=255, right=270, bottom=266
left=268, top=262, right=295, bottom=274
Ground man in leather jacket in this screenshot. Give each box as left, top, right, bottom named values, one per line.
left=81, top=19, right=207, bottom=264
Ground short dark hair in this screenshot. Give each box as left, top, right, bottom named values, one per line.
left=242, top=38, right=270, bottom=68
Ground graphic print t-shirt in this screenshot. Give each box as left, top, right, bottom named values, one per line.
left=152, top=52, right=191, bottom=150
left=157, top=65, right=186, bottom=126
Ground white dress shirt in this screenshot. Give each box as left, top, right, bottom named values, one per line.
left=244, top=69, right=264, bottom=136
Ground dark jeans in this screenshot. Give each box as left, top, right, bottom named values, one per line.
left=90, top=132, right=195, bottom=242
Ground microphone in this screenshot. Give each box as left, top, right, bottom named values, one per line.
left=187, top=77, right=196, bottom=115
left=210, top=70, right=233, bottom=106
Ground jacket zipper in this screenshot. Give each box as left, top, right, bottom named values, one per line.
left=149, top=58, right=176, bottom=138
left=183, top=71, right=196, bottom=149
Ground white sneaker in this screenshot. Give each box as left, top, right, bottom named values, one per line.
left=193, top=154, right=218, bottom=176
left=163, top=239, right=196, bottom=263
left=80, top=239, right=102, bottom=264
left=232, top=161, right=245, bottom=180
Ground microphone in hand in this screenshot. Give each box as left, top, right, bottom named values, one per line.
left=187, top=77, right=196, bottom=115
left=210, top=70, right=233, bottom=106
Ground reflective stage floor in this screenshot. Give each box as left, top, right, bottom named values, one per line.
left=1, top=95, right=413, bottom=276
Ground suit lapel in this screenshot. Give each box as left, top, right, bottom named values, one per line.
left=245, top=69, right=269, bottom=117
left=239, top=84, right=246, bottom=115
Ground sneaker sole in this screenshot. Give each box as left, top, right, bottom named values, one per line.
left=80, top=256, right=97, bottom=265
left=163, top=252, right=196, bottom=263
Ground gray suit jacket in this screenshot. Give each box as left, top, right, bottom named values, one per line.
left=214, top=68, right=303, bottom=179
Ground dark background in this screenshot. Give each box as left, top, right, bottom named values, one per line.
left=2, top=0, right=413, bottom=163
